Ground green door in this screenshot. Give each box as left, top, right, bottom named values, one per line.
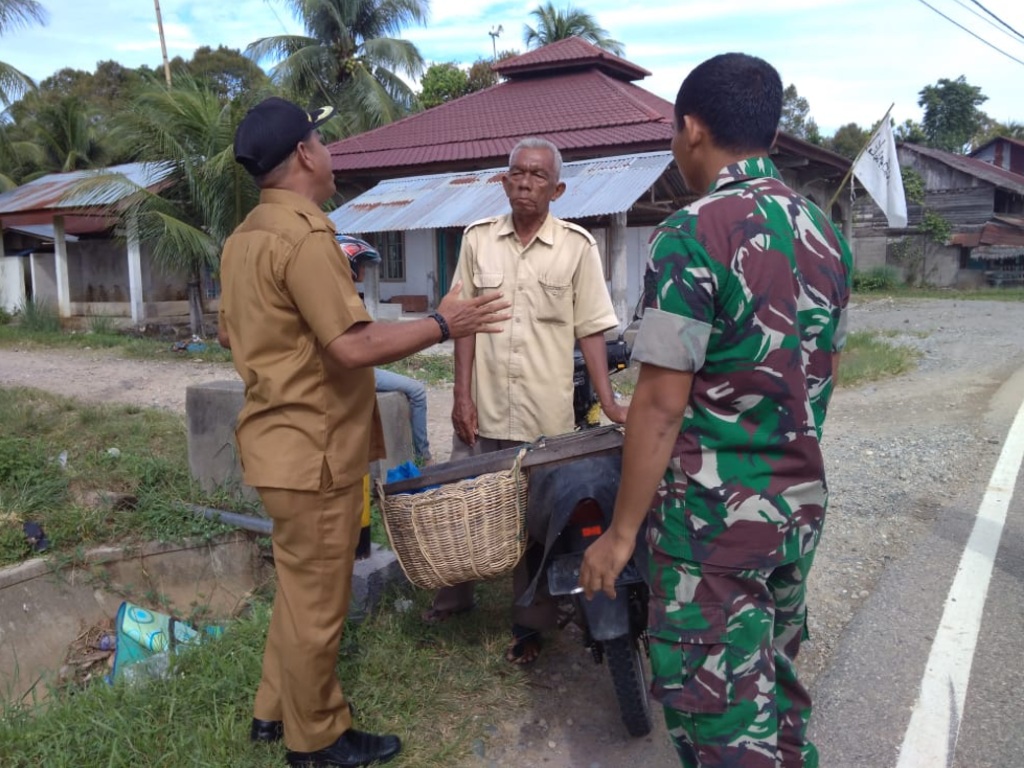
left=435, top=228, right=462, bottom=301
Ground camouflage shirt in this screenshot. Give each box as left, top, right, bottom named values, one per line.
left=631, top=156, right=853, bottom=568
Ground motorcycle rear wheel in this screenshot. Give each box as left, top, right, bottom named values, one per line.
left=603, top=634, right=652, bottom=737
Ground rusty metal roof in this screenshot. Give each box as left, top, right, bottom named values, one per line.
left=329, top=151, right=673, bottom=233
left=0, top=162, right=173, bottom=217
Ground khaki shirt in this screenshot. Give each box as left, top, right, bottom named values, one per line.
left=218, top=188, right=384, bottom=491
left=455, top=213, right=618, bottom=441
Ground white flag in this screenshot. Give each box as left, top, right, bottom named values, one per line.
left=852, top=118, right=908, bottom=228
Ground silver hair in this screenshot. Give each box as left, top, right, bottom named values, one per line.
left=509, top=137, right=563, bottom=180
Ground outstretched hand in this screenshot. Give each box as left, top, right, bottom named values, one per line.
left=436, top=281, right=510, bottom=339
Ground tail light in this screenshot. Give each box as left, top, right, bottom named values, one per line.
left=570, top=498, right=605, bottom=539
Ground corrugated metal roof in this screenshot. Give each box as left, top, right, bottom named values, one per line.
left=902, top=143, right=1024, bottom=195
left=0, top=162, right=173, bottom=216
left=329, top=151, right=673, bottom=233
left=5, top=224, right=78, bottom=242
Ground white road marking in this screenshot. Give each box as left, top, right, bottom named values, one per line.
left=896, top=396, right=1024, bottom=767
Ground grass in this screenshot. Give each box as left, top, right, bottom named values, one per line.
left=0, top=381, right=527, bottom=767
left=836, top=330, right=921, bottom=387
left=0, top=387, right=243, bottom=567
left=0, top=302, right=233, bottom=364
left=853, top=285, right=1024, bottom=302
left=381, top=353, right=454, bottom=385
left=603, top=328, right=919, bottom=398
left=0, top=581, right=525, bottom=768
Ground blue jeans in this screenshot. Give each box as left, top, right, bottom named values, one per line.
left=374, top=368, right=431, bottom=462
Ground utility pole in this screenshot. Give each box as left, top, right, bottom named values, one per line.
left=153, top=0, right=172, bottom=87
left=488, top=24, right=503, bottom=62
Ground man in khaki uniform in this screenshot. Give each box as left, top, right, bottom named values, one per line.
left=218, top=97, right=508, bottom=768
left=424, top=137, right=627, bottom=664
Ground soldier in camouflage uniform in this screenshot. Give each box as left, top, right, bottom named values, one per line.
left=579, top=53, right=852, bottom=768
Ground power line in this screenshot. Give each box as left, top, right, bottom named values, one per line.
left=913, top=0, right=1024, bottom=67
left=967, top=0, right=1024, bottom=43
left=949, top=0, right=1024, bottom=46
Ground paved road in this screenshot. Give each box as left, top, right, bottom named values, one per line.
left=811, top=364, right=1024, bottom=768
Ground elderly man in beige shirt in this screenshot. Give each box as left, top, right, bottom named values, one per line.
left=424, top=136, right=627, bottom=664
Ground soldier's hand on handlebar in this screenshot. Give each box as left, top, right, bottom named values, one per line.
left=579, top=528, right=636, bottom=600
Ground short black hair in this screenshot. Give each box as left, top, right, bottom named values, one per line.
left=674, top=53, right=783, bottom=154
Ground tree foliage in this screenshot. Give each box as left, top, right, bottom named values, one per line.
left=88, top=79, right=263, bottom=335
left=169, top=46, right=270, bottom=102
left=918, top=75, right=988, bottom=154
left=894, top=118, right=927, bottom=145
left=779, top=84, right=820, bottom=143
left=418, top=62, right=468, bottom=109
left=246, top=0, right=429, bottom=137
left=827, top=122, right=869, bottom=159
left=523, top=2, right=623, bottom=54
left=971, top=118, right=1024, bottom=149
left=0, top=0, right=47, bottom=105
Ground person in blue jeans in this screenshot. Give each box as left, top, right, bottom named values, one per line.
left=374, top=368, right=432, bottom=465
left=339, top=234, right=434, bottom=466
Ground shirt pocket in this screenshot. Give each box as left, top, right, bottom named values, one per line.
left=532, top=277, right=572, bottom=324
left=648, top=602, right=731, bottom=714
left=472, top=272, right=504, bottom=295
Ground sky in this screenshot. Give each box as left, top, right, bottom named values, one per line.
left=3, top=0, right=1023, bottom=134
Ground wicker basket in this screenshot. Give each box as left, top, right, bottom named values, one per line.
left=377, top=454, right=528, bottom=589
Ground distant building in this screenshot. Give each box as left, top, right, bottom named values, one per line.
left=327, top=37, right=851, bottom=324
left=853, top=142, right=1024, bottom=286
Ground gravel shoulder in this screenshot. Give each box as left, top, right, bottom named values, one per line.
left=2, top=296, right=1023, bottom=767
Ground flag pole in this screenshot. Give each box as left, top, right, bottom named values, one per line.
left=826, top=102, right=895, bottom=211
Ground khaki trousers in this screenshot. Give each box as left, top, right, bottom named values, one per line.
left=254, top=463, right=362, bottom=752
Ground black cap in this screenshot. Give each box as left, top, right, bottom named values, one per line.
left=234, top=97, right=336, bottom=176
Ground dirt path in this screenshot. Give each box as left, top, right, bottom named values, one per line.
left=2, top=297, right=1024, bottom=768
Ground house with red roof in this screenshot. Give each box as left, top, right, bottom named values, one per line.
left=326, top=37, right=851, bottom=323
left=854, top=142, right=1024, bottom=286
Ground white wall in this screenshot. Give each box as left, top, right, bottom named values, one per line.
left=0, top=258, right=26, bottom=313
left=372, top=230, right=436, bottom=305
left=30, top=253, right=57, bottom=305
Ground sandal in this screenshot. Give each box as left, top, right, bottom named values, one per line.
left=505, top=624, right=542, bottom=665
left=420, top=602, right=476, bottom=625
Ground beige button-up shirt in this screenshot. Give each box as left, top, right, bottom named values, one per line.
left=218, top=188, right=385, bottom=491
left=455, top=213, right=618, bottom=441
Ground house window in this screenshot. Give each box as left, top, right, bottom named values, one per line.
left=369, top=231, right=405, bottom=281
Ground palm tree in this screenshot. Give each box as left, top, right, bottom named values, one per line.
left=523, top=2, right=623, bottom=55
left=246, top=0, right=428, bottom=137
left=28, top=96, right=109, bottom=176
left=71, top=80, right=261, bottom=335
left=0, top=0, right=47, bottom=106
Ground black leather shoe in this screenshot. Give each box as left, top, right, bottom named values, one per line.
left=286, top=728, right=402, bottom=767
left=250, top=718, right=283, bottom=743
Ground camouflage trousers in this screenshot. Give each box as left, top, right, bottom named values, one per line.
left=648, top=548, right=818, bottom=768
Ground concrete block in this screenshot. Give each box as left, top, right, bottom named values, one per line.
left=185, top=381, right=416, bottom=499
left=373, top=390, right=415, bottom=480
left=374, top=303, right=403, bottom=321
left=348, top=543, right=408, bottom=623
left=0, top=534, right=267, bottom=703
left=185, top=380, right=259, bottom=504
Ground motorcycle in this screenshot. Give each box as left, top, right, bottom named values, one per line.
left=516, top=331, right=653, bottom=738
